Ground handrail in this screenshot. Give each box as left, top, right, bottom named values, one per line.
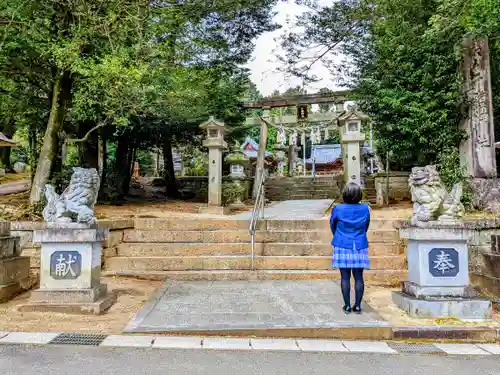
left=249, top=171, right=267, bottom=270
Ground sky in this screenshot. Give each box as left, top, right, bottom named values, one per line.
left=245, top=1, right=342, bottom=97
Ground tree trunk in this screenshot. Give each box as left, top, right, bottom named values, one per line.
left=77, top=121, right=99, bottom=169
left=97, top=129, right=107, bottom=200
left=28, top=126, right=38, bottom=182
left=112, top=134, right=131, bottom=200
left=51, top=139, right=63, bottom=180
left=29, top=71, right=72, bottom=205
left=162, top=135, right=180, bottom=198
left=123, top=146, right=135, bottom=195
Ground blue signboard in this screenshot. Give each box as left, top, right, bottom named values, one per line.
left=50, top=251, right=82, bottom=280
left=428, top=248, right=459, bottom=277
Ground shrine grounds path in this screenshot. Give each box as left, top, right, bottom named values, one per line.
left=0, top=179, right=29, bottom=196
left=1, top=344, right=499, bottom=375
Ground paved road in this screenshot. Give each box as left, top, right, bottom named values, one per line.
left=0, top=179, right=29, bottom=196
left=1, top=345, right=499, bottom=375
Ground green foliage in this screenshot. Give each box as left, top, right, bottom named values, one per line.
left=1, top=0, right=280, bottom=201
left=356, top=0, right=466, bottom=170
left=136, top=150, right=154, bottom=177
left=10, top=145, right=28, bottom=165
left=182, top=147, right=208, bottom=176
left=279, top=0, right=500, bottom=172
left=100, top=169, right=125, bottom=202
left=49, top=166, right=75, bottom=195
left=436, top=147, right=473, bottom=208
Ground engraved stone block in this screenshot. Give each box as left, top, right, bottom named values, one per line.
left=50, top=251, right=82, bottom=280
left=428, top=248, right=459, bottom=277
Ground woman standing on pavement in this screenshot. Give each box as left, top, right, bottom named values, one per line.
left=330, top=182, right=371, bottom=314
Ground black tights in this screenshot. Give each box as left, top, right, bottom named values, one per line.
left=339, top=268, right=364, bottom=308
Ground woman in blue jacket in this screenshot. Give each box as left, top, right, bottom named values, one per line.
left=330, top=182, right=370, bottom=314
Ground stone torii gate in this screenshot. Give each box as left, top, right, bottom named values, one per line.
left=243, top=91, right=353, bottom=198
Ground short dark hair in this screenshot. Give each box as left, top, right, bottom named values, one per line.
left=342, top=182, right=362, bottom=204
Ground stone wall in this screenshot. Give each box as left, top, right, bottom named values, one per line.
left=177, top=176, right=253, bottom=201
left=374, top=172, right=411, bottom=204
left=11, top=220, right=133, bottom=275
left=265, top=176, right=343, bottom=201
left=177, top=176, right=209, bottom=200
left=469, top=221, right=500, bottom=297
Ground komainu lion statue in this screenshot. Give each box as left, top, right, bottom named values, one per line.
left=42, top=167, right=100, bottom=224
left=409, top=165, right=465, bottom=226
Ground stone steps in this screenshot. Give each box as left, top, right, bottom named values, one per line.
left=116, top=242, right=402, bottom=257
left=132, top=218, right=394, bottom=231
left=122, top=229, right=399, bottom=244
left=101, top=269, right=406, bottom=286
left=104, top=255, right=406, bottom=272
left=103, top=217, right=404, bottom=286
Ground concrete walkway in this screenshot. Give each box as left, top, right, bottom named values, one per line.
left=125, top=280, right=387, bottom=333
left=0, top=180, right=29, bottom=196
left=234, top=199, right=332, bottom=220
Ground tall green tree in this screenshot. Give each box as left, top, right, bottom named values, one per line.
left=1, top=0, right=153, bottom=204
left=278, top=0, right=500, bottom=171
left=1, top=0, right=280, bottom=204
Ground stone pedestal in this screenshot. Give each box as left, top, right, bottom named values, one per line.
left=342, top=135, right=365, bottom=186
left=198, top=205, right=231, bottom=215
left=337, top=110, right=367, bottom=187
left=393, top=225, right=492, bottom=320
left=18, top=225, right=116, bottom=314
left=199, top=116, right=227, bottom=214
left=0, top=221, right=30, bottom=302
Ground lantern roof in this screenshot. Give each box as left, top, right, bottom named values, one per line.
left=0, top=132, right=18, bottom=147
left=199, top=116, right=226, bottom=130
left=335, top=109, right=369, bottom=126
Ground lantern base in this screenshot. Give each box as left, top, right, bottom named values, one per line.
left=198, top=205, right=231, bottom=215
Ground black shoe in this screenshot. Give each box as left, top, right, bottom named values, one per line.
left=343, top=305, right=352, bottom=314
left=353, top=306, right=362, bottom=314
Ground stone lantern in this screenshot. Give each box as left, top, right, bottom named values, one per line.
left=226, top=141, right=248, bottom=179
left=224, top=141, right=249, bottom=209
left=274, top=145, right=287, bottom=177
left=199, top=116, right=227, bottom=210
left=336, top=109, right=367, bottom=187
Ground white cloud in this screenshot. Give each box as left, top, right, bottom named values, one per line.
left=246, top=1, right=343, bottom=96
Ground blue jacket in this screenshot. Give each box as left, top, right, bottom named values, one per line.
left=330, top=203, right=370, bottom=249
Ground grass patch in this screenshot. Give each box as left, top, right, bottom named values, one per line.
left=0, top=172, right=28, bottom=184
left=0, top=192, right=40, bottom=221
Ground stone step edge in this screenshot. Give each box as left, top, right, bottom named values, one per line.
left=115, top=243, right=402, bottom=257
left=120, top=242, right=400, bottom=246
left=125, top=229, right=399, bottom=233
left=117, top=242, right=401, bottom=246
left=132, top=218, right=398, bottom=222
left=0, top=332, right=498, bottom=348
left=107, top=255, right=404, bottom=260
left=102, top=270, right=405, bottom=275
left=101, top=270, right=407, bottom=285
